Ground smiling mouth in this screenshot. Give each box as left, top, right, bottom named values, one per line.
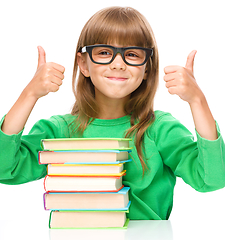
left=107, top=77, right=128, bottom=81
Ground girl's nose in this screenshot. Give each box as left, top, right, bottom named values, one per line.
left=110, top=53, right=126, bottom=70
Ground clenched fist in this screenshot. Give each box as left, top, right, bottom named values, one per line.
left=164, top=50, right=204, bottom=105
left=25, top=46, right=65, bottom=99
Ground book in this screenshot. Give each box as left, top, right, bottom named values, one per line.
left=38, top=149, right=131, bottom=164
left=41, top=137, right=131, bottom=150
left=47, top=162, right=128, bottom=176
left=40, top=137, right=132, bottom=230
left=44, top=172, right=126, bottom=192
left=49, top=210, right=129, bottom=229
left=44, top=186, right=130, bottom=210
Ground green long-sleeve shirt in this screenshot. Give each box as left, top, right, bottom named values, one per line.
left=0, top=110, right=225, bottom=220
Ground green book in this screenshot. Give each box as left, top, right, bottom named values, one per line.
left=41, top=137, right=132, bottom=151
left=49, top=210, right=129, bottom=229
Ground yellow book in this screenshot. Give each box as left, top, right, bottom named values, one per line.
left=47, top=162, right=127, bottom=176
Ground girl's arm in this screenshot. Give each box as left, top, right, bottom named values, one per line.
left=1, top=46, right=65, bottom=135
left=164, top=50, right=217, bottom=140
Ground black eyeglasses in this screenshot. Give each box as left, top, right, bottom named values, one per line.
left=80, top=44, right=153, bottom=66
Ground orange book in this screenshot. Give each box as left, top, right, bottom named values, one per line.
left=44, top=171, right=126, bottom=192
left=46, top=162, right=126, bottom=176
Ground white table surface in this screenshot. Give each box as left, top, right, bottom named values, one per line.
left=1, top=215, right=224, bottom=240
left=1, top=180, right=224, bottom=240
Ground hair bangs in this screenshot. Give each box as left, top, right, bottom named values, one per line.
left=82, top=7, right=153, bottom=48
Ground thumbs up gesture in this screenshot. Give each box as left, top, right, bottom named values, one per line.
left=25, top=46, right=65, bottom=100
left=164, top=50, right=203, bottom=105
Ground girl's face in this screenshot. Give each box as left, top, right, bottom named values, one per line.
left=77, top=44, right=147, bottom=102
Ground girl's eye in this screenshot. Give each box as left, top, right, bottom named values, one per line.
left=126, top=52, right=140, bottom=58
left=93, top=47, right=113, bottom=57
left=97, top=48, right=113, bottom=56
left=99, top=51, right=111, bottom=55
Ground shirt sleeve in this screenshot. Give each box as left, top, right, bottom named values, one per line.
left=0, top=115, right=70, bottom=185
left=150, top=112, right=225, bottom=192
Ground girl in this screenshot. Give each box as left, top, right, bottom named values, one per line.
left=0, top=6, right=224, bottom=220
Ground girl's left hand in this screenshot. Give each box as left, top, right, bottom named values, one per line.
left=163, top=50, right=204, bottom=105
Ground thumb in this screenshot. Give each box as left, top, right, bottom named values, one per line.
left=37, top=46, right=46, bottom=69
left=185, top=50, right=197, bottom=73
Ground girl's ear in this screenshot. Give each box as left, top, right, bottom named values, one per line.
left=143, top=67, right=148, bottom=80
left=77, top=52, right=90, bottom=77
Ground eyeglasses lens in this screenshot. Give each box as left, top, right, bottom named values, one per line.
left=92, top=46, right=147, bottom=65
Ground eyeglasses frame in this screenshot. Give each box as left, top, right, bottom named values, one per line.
left=80, top=44, right=153, bottom=66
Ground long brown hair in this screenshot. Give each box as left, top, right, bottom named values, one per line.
left=71, top=6, right=159, bottom=174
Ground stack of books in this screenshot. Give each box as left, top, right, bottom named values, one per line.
left=38, top=138, right=132, bottom=229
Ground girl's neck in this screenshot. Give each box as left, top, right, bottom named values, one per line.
left=95, top=94, right=129, bottom=120
left=97, top=102, right=127, bottom=119
left=97, top=110, right=126, bottom=120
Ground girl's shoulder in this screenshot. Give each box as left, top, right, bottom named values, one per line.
left=51, top=113, right=77, bottom=123
left=37, top=114, right=78, bottom=138
left=46, top=113, right=77, bottom=126
left=153, top=110, right=174, bottom=123
left=148, top=110, right=183, bottom=137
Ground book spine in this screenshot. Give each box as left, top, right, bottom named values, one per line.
left=47, top=200, right=131, bottom=211
left=46, top=185, right=124, bottom=193
left=43, top=175, right=47, bottom=192
left=49, top=211, right=53, bottom=228
left=43, top=192, right=47, bottom=210
left=45, top=173, right=125, bottom=179
left=39, top=150, right=55, bottom=164
left=38, top=151, right=41, bottom=164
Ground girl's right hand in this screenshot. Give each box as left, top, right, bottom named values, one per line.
left=24, top=46, right=65, bottom=100
left=1, top=46, right=65, bottom=135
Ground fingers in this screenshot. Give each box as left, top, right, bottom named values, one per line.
left=48, top=82, right=61, bottom=93
left=164, top=71, right=178, bottom=89
left=31, top=46, right=66, bottom=98
left=37, top=46, right=65, bottom=73
left=163, top=50, right=199, bottom=103
left=37, top=46, right=46, bottom=69
left=51, top=68, right=65, bottom=82
left=164, top=65, right=180, bottom=74
left=51, top=70, right=64, bottom=87
left=39, top=75, right=62, bottom=95
left=164, top=50, right=197, bottom=74
left=41, top=63, right=64, bottom=89
left=185, top=50, right=197, bottom=72
left=36, top=46, right=65, bottom=85
left=163, top=71, right=176, bottom=82
left=51, top=62, right=65, bottom=74
left=164, top=67, right=185, bottom=89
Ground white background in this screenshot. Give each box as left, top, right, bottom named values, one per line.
left=0, top=0, right=225, bottom=239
